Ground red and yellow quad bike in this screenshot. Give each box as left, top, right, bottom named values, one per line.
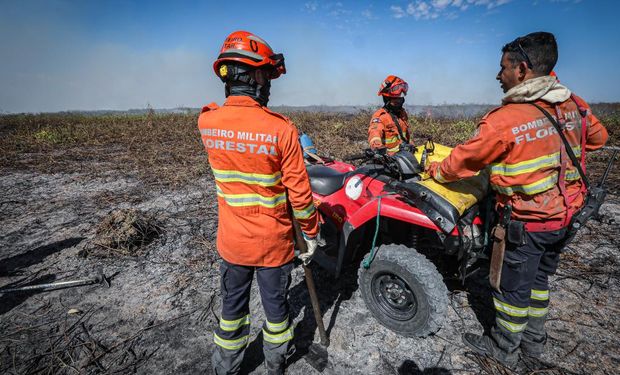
left=304, top=141, right=489, bottom=337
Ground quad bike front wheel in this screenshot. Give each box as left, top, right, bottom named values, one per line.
left=358, top=244, right=448, bottom=337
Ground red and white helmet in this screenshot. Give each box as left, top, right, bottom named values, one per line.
left=377, top=75, right=409, bottom=98
left=213, top=30, right=286, bottom=80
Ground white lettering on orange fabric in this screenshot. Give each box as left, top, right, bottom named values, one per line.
left=200, top=128, right=279, bottom=156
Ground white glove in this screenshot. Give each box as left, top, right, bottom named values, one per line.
left=299, top=230, right=325, bottom=265
left=299, top=236, right=317, bottom=265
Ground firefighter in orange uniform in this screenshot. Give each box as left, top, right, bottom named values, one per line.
left=368, top=75, right=413, bottom=154
left=427, top=32, right=608, bottom=366
left=198, top=31, right=320, bottom=375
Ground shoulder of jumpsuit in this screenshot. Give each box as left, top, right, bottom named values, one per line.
left=371, top=108, right=390, bottom=123
left=400, top=108, right=409, bottom=119
left=261, top=105, right=297, bottom=132
left=480, top=103, right=531, bottom=126
left=477, top=105, right=522, bottom=143
left=568, top=93, right=592, bottom=116
left=261, top=105, right=293, bottom=124
left=200, top=102, right=219, bottom=113
left=479, top=105, right=504, bottom=122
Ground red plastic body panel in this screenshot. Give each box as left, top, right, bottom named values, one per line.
left=311, top=160, right=470, bottom=236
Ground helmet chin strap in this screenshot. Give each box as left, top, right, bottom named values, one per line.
left=256, top=81, right=271, bottom=106
left=221, top=64, right=271, bottom=106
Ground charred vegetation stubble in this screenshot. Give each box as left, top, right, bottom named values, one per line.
left=0, top=104, right=619, bottom=374
left=1, top=106, right=617, bottom=191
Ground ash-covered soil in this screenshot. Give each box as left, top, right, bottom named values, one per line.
left=1, top=167, right=619, bottom=375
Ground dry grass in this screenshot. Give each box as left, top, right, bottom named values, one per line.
left=0, top=103, right=618, bottom=189
left=0, top=110, right=208, bottom=187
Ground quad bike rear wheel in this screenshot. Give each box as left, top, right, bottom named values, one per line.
left=358, top=244, right=448, bottom=337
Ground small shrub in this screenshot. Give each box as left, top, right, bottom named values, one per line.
left=34, top=129, right=61, bottom=143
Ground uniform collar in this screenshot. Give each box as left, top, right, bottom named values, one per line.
left=502, top=75, right=571, bottom=104
left=381, top=107, right=406, bottom=118
left=224, top=95, right=263, bottom=108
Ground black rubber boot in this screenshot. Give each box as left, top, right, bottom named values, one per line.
left=521, top=316, right=547, bottom=359
left=212, top=345, right=245, bottom=375
left=263, top=341, right=295, bottom=375
left=462, top=333, right=518, bottom=368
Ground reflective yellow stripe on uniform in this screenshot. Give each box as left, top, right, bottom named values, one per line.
left=219, top=314, right=250, bottom=332
left=528, top=306, right=549, bottom=317
left=214, top=333, right=249, bottom=350
left=496, top=317, right=527, bottom=333
left=263, top=326, right=294, bottom=344
left=565, top=168, right=581, bottom=181
left=564, top=145, right=581, bottom=181
left=491, top=173, right=558, bottom=196
left=216, top=186, right=287, bottom=208
left=369, top=137, right=382, bottom=144
left=490, top=145, right=581, bottom=177
left=563, top=144, right=583, bottom=181
left=385, top=136, right=400, bottom=144
left=387, top=145, right=400, bottom=153
left=490, top=153, right=560, bottom=177
left=531, top=289, right=549, bottom=301
left=293, top=204, right=316, bottom=220
left=265, top=318, right=289, bottom=333
left=493, top=298, right=528, bottom=317
left=212, top=168, right=282, bottom=187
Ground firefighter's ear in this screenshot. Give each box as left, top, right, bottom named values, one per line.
left=517, top=61, right=529, bottom=80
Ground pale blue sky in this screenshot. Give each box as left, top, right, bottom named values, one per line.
left=0, top=0, right=618, bottom=112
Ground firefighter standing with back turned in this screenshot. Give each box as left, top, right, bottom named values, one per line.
left=426, top=32, right=608, bottom=366
left=198, top=31, right=320, bottom=375
left=368, top=75, right=413, bottom=154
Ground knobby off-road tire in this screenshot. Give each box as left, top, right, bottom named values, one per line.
left=358, top=244, right=449, bottom=337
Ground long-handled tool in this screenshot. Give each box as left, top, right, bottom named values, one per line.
left=601, top=146, right=619, bottom=184
left=0, top=269, right=110, bottom=294
left=290, top=211, right=330, bottom=371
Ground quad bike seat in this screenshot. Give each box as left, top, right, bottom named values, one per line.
left=306, top=164, right=349, bottom=195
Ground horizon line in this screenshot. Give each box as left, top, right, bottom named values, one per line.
left=2, top=102, right=620, bottom=116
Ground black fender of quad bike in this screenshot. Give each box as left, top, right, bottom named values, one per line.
left=393, top=182, right=461, bottom=233
left=311, top=219, right=349, bottom=278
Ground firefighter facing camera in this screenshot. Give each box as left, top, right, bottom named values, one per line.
left=198, top=30, right=322, bottom=374
left=368, top=75, right=414, bottom=155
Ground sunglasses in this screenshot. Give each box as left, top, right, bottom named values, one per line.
left=268, top=53, right=286, bottom=79
left=516, top=41, right=533, bottom=69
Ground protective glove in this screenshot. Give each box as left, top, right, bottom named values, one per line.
left=424, top=161, right=441, bottom=181
left=298, top=230, right=326, bottom=265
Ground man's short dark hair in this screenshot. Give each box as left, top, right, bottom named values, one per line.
left=501, top=32, right=558, bottom=75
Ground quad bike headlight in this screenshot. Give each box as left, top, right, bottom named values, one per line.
left=345, top=176, right=363, bottom=200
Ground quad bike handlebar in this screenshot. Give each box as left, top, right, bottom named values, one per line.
left=343, top=148, right=385, bottom=161
left=344, top=146, right=423, bottom=180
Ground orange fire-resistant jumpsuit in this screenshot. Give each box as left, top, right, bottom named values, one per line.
left=198, top=95, right=319, bottom=266
left=428, top=95, right=608, bottom=356
left=428, top=96, right=607, bottom=223
left=368, top=108, right=411, bottom=154
left=198, top=96, right=320, bottom=372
